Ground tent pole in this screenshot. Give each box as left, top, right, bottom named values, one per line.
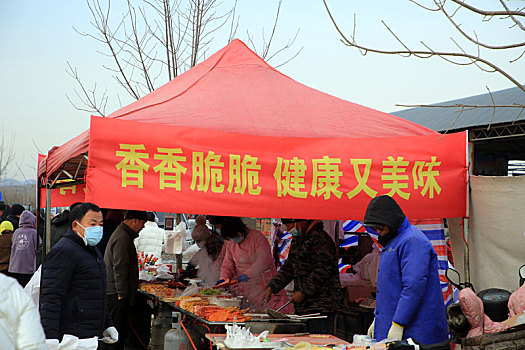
left=464, top=133, right=473, bottom=284
left=463, top=217, right=470, bottom=283
left=37, top=176, right=44, bottom=264
left=45, top=187, right=52, bottom=255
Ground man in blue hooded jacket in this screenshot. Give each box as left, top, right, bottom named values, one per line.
left=364, top=195, right=448, bottom=344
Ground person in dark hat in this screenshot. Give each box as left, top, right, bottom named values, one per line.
left=102, top=210, right=147, bottom=350
left=6, top=204, right=25, bottom=231
left=0, top=201, right=6, bottom=220
left=264, top=218, right=342, bottom=334
left=363, top=195, right=447, bottom=344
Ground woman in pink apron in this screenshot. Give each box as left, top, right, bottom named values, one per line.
left=218, top=217, right=292, bottom=313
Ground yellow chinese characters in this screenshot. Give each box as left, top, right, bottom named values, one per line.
left=153, top=148, right=187, bottom=190
left=274, top=157, right=308, bottom=198
left=346, top=159, right=378, bottom=199
left=116, top=144, right=150, bottom=188
left=227, top=154, right=262, bottom=196
left=311, top=156, right=343, bottom=199
left=413, top=156, right=442, bottom=198
left=59, top=185, right=77, bottom=195
left=381, top=156, right=410, bottom=200
left=190, top=151, right=225, bottom=193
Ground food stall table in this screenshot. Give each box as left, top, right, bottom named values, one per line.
left=138, top=289, right=308, bottom=333
left=206, top=333, right=350, bottom=349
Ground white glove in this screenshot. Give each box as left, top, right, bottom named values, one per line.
left=102, top=326, right=119, bottom=344
left=367, top=318, right=375, bottom=338
left=46, top=339, right=59, bottom=350
left=387, top=322, right=404, bottom=340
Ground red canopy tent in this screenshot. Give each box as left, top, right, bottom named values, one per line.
left=39, top=39, right=466, bottom=221
left=40, top=39, right=435, bottom=182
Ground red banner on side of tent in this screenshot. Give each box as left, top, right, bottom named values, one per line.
left=39, top=184, right=86, bottom=208
left=86, top=116, right=467, bottom=219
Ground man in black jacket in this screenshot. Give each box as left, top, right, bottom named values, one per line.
left=40, top=202, right=118, bottom=347
left=102, top=210, right=147, bottom=350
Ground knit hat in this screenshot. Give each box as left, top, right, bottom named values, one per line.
left=11, top=204, right=25, bottom=216
left=0, top=221, right=14, bottom=235
left=192, top=215, right=211, bottom=242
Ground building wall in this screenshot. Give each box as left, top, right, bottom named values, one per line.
left=449, top=175, right=525, bottom=292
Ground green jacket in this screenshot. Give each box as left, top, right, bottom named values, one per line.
left=267, top=221, right=342, bottom=314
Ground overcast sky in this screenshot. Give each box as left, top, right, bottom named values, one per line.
left=1, top=0, right=523, bottom=180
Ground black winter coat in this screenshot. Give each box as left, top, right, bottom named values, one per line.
left=267, top=221, right=343, bottom=314
left=40, top=230, right=112, bottom=340
left=6, top=214, right=19, bottom=231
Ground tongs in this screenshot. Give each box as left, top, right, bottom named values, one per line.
left=215, top=278, right=238, bottom=289
left=266, top=300, right=292, bottom=319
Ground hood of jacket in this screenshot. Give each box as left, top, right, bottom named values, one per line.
left=19, top=210, right=36, bottom=228
left=364, top=195, right=406, bottom=230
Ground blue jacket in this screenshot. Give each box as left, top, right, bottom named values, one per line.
left=40, top=230, right=112, bottom=340
left=374, top=218, right=448, bottom=344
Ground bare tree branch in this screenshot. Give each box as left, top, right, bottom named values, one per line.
left=486, top=86, right=497, bottom=129
left=434, top=0, right=525, bottom=49
left=451, top=0, right=525, bottom=18
left=65, top=62, right=108, bottom=116
left=396, top=104, right=525, bottom=109
left=323, top=0, right=525, bottom=95
left=68, top=0, right=300, bottom=113
left=0, top=130, right=15, bottom=182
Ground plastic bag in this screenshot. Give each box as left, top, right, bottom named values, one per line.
left=24, top=265, right=41, bottom=306
left=156, top=264, right=174, bottom=280
left=224, top=323, right=269, bottom=348
left=55, top=335, right=98, bottom=350
left=165, top=222, right=186, bottom=254
left=139, top=270, right=155, bottom=281
left=180, top=282, right=199, bottom=297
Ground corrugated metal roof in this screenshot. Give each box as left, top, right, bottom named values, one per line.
left=391, top=86, right=525, bottom=132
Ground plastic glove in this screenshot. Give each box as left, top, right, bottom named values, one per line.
left=46, top=339, right=59, bottom=350
left=387, top=322, right=404, bottom=340
left=367, top=318, right=375, bottom=338
left=238, top=274, right=249, bottom=282
left=215, top=279, right=225, bottom=286
left=102, top=326, right=119, bottom=344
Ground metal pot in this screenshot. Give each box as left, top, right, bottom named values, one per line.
left=477, top=288, right=511, bottom=322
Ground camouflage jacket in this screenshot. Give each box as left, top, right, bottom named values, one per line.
left=267, top=221, right=342, bottom=314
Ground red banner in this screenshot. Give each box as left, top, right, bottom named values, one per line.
left=86, top=116, right=467, bottom=219
left=39, top=184, right=86, bottom=208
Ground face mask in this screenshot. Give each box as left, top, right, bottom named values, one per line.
left=289, top=227, right=301, bottom=238
left=77, top=222, right=103, bottom=246
left=377, top=229, right=398, bottom=247
left=215, top=228, right=221, bottom=234
left=231, top=235, right=244, bottom=244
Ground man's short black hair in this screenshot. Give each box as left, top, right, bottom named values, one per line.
left=125, top=210, right=148, bottom=221
left=69, top=202, right=102, bottom=227
left=70, top=202, right=83, bottom=212
left=220, top=217, right=247, bottom=240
